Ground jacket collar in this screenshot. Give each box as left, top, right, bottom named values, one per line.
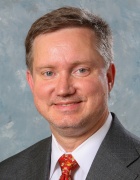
left=86, top=113, right=140, bottom=179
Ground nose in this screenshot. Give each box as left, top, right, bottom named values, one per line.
left=56, top=74, right=76, bottom=97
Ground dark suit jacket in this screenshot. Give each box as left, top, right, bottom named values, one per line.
left=0, top=113, right=140, bottom=180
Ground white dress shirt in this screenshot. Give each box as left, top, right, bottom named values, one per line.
left=49, top=113, right=112, bottom=180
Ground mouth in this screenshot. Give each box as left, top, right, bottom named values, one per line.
left=55, top=102, right=80, bottom=105
left=53, top=101, right=82, bottom=111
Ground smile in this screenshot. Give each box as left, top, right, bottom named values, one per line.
left=58, top=103, right=78, bottom=106
left=53, top=101, right=82, bottom=111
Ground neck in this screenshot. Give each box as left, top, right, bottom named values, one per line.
left=51, top=110, right=109, bottom=152
left=53, top=130, right=94, bottom=152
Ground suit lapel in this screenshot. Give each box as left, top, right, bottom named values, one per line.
left=86, top=145, right=138, bottom=180
left=86, top=113, right=140, bottom=180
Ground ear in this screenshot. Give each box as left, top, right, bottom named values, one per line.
left=26, top=70, right=34, bottom=93
left=106, top=63, right=116, bottom=92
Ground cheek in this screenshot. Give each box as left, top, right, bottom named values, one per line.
left=80, top=76, right=107, bottom=96
left=85, top=77, right=108, bottom=109
left=33, top=82, right=52, bottom=100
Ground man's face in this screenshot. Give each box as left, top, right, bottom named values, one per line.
left=27, top=27, right=115, bottom=137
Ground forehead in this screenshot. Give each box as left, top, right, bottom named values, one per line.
left=32, top=27, right=104, bottom=67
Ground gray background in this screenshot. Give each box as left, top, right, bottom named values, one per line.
left=0, top=0, right=140, bottom=162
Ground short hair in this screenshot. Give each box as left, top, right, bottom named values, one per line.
left=25, top=6, right=113, bottom=72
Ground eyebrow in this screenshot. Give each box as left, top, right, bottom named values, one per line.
left=35, top=66, right=55, bottom=72
left=35, top=59, right=98, bottom=71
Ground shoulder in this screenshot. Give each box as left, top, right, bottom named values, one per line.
left=125, top=128, right=140, bottom=153
left=110, top=113, right=140, bottom=172
left=109, top=113, right=140, bottom=149
left=111, top=112, right=140, bottom=148
left=0, top=136, right=52, bottom=176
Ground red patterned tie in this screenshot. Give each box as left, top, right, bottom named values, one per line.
left=58, top=154, right=79, bottom=180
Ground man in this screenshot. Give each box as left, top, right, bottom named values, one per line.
left=0, top=6, right=140, bottom=180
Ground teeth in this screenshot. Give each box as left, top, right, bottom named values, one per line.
left=60, top=103, right=77, bottom=106
left=61, top=104, right=73, bottom=106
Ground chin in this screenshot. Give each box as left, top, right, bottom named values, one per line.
left=50, top=117, right=87, bottom=130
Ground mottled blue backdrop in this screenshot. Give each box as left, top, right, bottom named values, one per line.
left=0, top=0, right=140, bottom=162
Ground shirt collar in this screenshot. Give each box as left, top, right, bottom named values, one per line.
left=49, top=135, right=64, bottom=178
left=50, top=113, right=112, bottom=177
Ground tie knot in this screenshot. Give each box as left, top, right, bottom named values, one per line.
left=58, top=154, right=78, bottom=179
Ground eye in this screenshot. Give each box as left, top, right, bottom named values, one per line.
left=41, top=70, right=55, bottom=79
left=78, top=68, right=88, bottom=73
left=74, top=67, right=90, bottom=77
left=44, top=71, right=54, bottom=76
